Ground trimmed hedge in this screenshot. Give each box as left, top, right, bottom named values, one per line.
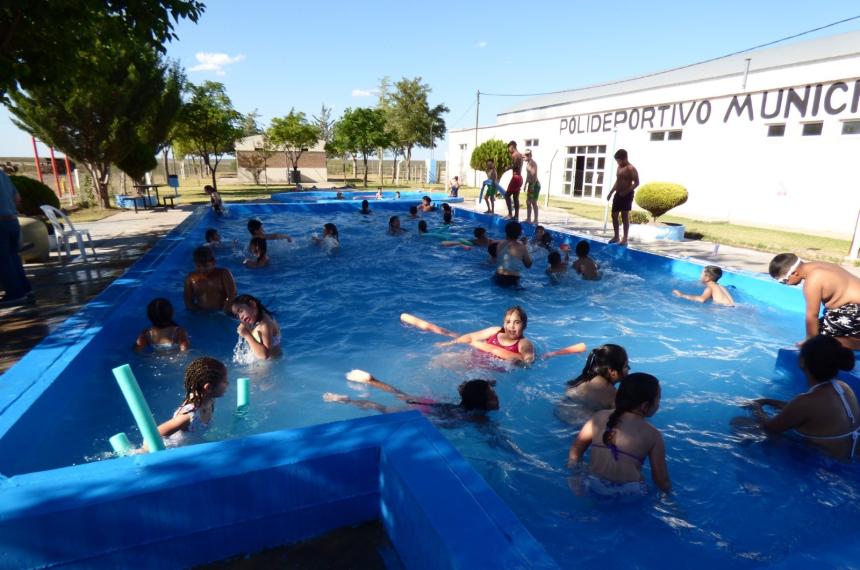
left=635, top=182, right=687, bottom=221
left=9, top=175, right=60, bottom=216
left=629, top=210, right=650, bottom=224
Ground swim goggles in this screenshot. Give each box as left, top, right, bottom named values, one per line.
left=778, top=258, right=802, bottom=284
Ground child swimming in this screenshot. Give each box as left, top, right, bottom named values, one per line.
left=323, top=369, right=499, bottom=418
left=183, top=246, right=237, bottom=313
left=311, top=223, right=340, bottom=247
left=247, top=219, right=292, bottom=242
left=243, top=237, right=269, bottom=268
left=494, top=221, right=532, bottom=288
left=232, top=294, right=281, bottom=360
left=748, top=335, right=860, bottom=460
left=408, top=205, right=419, bottom=219
left=436, top=306, right=536, bottom=365
left=572, top=240, right=600, bottom=281
left=388, top=216, right=406, bottom=235
left=532, top=225, right=552, bottom=249
left=360, top=199, right=372, bottom=214
left=672, top=265, right=734, bottom=306
left=156, top=357, right=229, bottom=447
left=204, top=185, right=224, bottom=215
left=418, top=195, right=435, bottom=212
left=546, top=250, right=569, bottom=278
left=564, top=344, right=629, bottom=411
left=135, top=298, right=190, bottom=352
left=568, top=373, right=671, bottom=495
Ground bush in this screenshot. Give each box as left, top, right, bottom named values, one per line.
left=470, top=139, right=512, bottom=175
left=628, top=210, right=650, bottom=224
left=635, top=182, right=688, bottom=221
left=9, top=175, right=60, bottom=216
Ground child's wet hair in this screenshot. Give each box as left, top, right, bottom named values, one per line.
left=193, top=246, right=215, bottom=265
left=205, top=228, right=219, bottom=242
left=548, top=251, right=562, bottom=266
left=575, top=240, right=590, bottom=257
left=422, top=195, right=431, bottom=203
left=801, top=335, right=856, bottom=383
left=474, top=227, right=486, bottom=239
left=569, top=344, right=628, bottom=388
left=409, top=205, right=418, bottom=215
left=703, top=265, right=723, bottom=281
left=443, top=211, right=452, bottom=224
left=502, top=305, right=527, bottom=329
left=458, top=379, right=498, bottom=411
left=183, top=357, right=227, bottom=406
left=442, top=203, right=452, bottom=212
left=604, top=373, right=660, bottom=447
left=769, top=253, right=798, bottom=279
left=147, top=298, right=178, bottom=328
left=247, top=219, right=262, bottom=235
left=324, top=223, right=339, bottom=240
left=361, top=199, right=369, bottom=210
left=232, top=293, right=273, bottom=322
left=388, top=215, right=399, bottom=229
left=418, top=220, right=428, bottom=233
left=250, top=237, right=267, bottom=261
left=504, top=221, right=522, bottom=239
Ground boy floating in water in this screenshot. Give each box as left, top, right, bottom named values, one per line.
left=673, top=265, right=734, bottom=306
left=572, top=240, right=600, bottom=281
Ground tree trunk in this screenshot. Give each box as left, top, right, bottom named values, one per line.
left=362, top=154, right=369, bottom=187
left=202, top=154, right=217, bottom=190
left=162, top=148, right=170, bottom=179
left=405, top=146, right=412, bottom=183
left=392, top=151, right=398, bottom=184
left=86, top=162, right=111, bottom=208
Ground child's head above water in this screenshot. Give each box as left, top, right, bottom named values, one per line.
left=147, top=297, right=178, bottom=328
left=422, top=196, right=431, bottom=205
left=441, top=203, right=452, bottom=212
left=458, top=379, right=499, bottom=411
left=572, top=344, right=629, bottom=387
left=409, top=205, right=418, bottom=217
left=575, top=240, right=590, bottom=258
left=205, top=228, right=220, bottom=243
left=247, top=219, right=263, bottom=236
left=193, top=245, right=215, bottom=268
left=548, top=251, right=563, bottom=267
left=443, top=211, right=453, bottom=224
left=501, top=305, right=527, bottom=333
left=605, top=373, right=661, bottom=445
left=418, top=220, right=428, bottom=233
left=474, top=227, right=486, bottom=239
left=323, top=223, right=339, bottom=240
left=800, top=335, right=856, bottom=383
left=361, top=199, right=370, bottom=211
left=504, top=221, right=523, bottom=240
left=388, top=216, right=400, bottom=231
left=702, top=265, right=723, bottom=282
left=182, top=357, right=228, bottom=405
left=231, top=293, right=272, bottom=325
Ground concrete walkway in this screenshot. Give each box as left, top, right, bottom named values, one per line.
left=0, top=205, right=194, bottom=373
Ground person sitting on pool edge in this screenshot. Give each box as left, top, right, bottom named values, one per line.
left=247, top=219, right=292, bottom=242
left=746, top=335, right=860, bottom=460
left=568, top=373, right=671, bottom=496
left=769, top=253, right=860, bottom=349
left=435, top=305, right=536, bottom=365
left=672, top=265, right=734, bottom=307
left=183, top=246, right=237, bottom=314
left=494, top=221, right=532, bottom=288
left=323, top=369, right=499, bottom=420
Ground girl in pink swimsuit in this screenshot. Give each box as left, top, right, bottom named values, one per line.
left=436, top=306, right=536, bottom=365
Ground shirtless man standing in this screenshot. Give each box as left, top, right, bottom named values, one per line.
left=605, top=149, right=639, bottom=245
left=770, top=253, right=860, bottom=349
left=506, top=141, right=524, bottom=221
left=524, top=148, right=540, bottom=225
left=184, top=246, right=237, bottom=313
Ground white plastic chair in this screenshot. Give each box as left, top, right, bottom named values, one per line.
left=40, top=205, right=97, bottom=262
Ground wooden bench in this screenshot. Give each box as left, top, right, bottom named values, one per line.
left=161, top=194, right=180, bottom=208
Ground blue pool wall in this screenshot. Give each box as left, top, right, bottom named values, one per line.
left=271, top=189, right=462, bottom=205
left=0, top=411, right=557, bottom=569
left=0, top=201, right=814, bottom=477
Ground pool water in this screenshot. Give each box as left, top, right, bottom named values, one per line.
left=9, top=203, right=860, bottom=569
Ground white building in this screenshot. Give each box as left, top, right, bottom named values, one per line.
left=447, top=30, right=860, bottom=238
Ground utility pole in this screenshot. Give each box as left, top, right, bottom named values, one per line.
left=473, top=90, right=480, bottom=186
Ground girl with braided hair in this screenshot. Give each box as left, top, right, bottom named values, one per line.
left=157, top=357, right=228, bottom=446
left=564, top=345, right=629, bottom=411
left=568, top=373, right=671, bottom=496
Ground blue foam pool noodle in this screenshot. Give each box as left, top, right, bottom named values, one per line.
left=237, top=377, right=250, bottom=409
left=112, top=364, right=165, bottom=452
left=109, top=432, right=133, bottom=456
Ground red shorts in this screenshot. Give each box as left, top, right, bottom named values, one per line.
left=508, top=174, right=523, bottom=194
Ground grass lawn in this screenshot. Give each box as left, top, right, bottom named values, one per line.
left=456, top=186, right=852, bottom=263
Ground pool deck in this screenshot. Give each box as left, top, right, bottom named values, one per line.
left=0, top=198, right=854, bottom=374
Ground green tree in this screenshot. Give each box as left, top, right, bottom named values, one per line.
left=470, top=139, right=511, bottom=176
left=241, top=109, right=263, bottom=136
left=334, top=107, right=390, bottom=187
left=387, top=77, right=448, bottom=179
left=173, top=81, right=244, bottom=190
left=312, top=104, right=335, bottom=145
left=1, top=0, right=204, bottom=99
left=267, top=110, right=320, bottom=184
left=8, top=19, right=185, bottom=207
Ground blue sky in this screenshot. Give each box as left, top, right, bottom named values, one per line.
left=1, top=0, right=858, bottom=159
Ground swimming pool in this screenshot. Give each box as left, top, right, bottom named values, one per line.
left=271, top=189, right=461, bottom=204
left=1, top=200, right=857, bottom=568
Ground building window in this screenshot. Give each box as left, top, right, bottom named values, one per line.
left=562, top=145, right=606, bottom=199
left=667, top=130, right=682, bottom=141
left=650, top=131, right=665, bottom=141
left=802, top=122, right=823, bottom=136
left=767, top=124, right=786, bottom=137
left=524, top=138, right=539, bottom=147
left=842, top=120, right=860, bottom=135
left=459, top=144, right=468, bottom=150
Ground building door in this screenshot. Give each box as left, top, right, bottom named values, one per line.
left=563, top=145, right=607, bottom=199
